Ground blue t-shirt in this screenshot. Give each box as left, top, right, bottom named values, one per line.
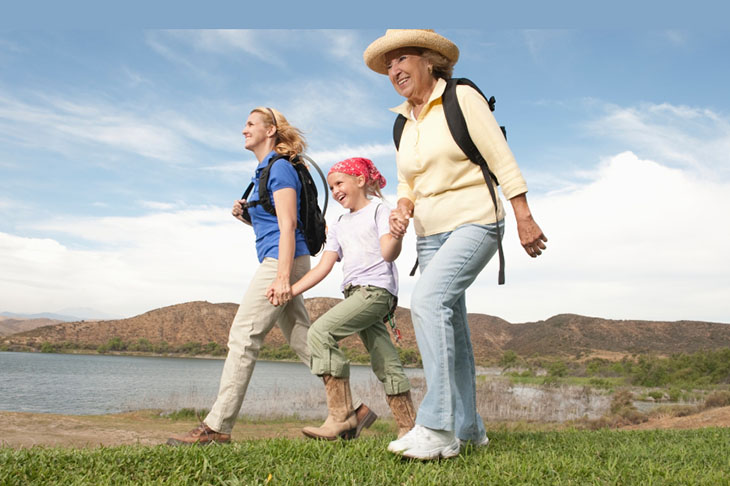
left=248, top=151, right=310, bottom=262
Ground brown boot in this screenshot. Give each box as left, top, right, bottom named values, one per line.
left=343, top=402, right=378, bottom=440
left=302, top=375, right=358, bottom=440
left=386, top=391, right=416, bottom=439
left=166, top=423, right=231, bottom=446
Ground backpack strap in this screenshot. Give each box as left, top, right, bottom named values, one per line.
left=393, top=114, right=407, bottom=151
left=442, top=77, right=505, bottom=285
left=239, top=181, right=255, bottom=223
left=245, top=153, right=290, bottom=216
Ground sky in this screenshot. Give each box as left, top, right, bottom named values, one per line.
left=1, top=24, right=729, bottom=324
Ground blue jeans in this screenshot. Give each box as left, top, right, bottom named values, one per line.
left=411, top=222, right=503, bottom=441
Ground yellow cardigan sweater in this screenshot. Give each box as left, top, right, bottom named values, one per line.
left=392, top=77, right=528, bottom=237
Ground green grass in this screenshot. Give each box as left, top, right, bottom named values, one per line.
left=3, top=428, right=729, bottom=485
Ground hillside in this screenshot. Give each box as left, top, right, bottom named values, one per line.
left=3, top=299, right=730, bottom=362
left=0, top=317, right=63, bottom=337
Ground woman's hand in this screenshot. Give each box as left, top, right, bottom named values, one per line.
left=390, top=198, right=414, bottom=239
left=516, top=216, right=547, bottom=257
left=232, top=199, right=251, bottom=225
left=267, top=275, right=292, bottom=307
left=510, top=194, right=547, bottom=258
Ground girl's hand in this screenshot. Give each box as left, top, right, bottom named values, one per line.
left=265, top=287, right=276, bottom=305
left=389, top=210, right=408, bottom=239
left=389, top=203, right=412, bottom=239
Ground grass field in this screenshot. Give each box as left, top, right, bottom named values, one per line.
left=3, top=427, right=729, bottom=485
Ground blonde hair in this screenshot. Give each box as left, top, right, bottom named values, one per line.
left=365, top=180, right=385, bottom=200
left=250, top=107, right=307, bottom=158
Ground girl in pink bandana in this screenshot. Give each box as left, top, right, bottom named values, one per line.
left=269, top=157, right=416, bottom=441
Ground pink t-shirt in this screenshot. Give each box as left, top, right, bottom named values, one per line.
left=324, top=200, right=398, bottom=297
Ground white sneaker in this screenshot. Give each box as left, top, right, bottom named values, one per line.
left=459, top=434, right=490, bottom=449
left=387, top=424, right=423, bottom=453
left=395, top=425, right=460, bottom=460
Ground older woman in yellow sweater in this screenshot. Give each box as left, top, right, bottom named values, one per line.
left=364, top=29, right=547, bottom=460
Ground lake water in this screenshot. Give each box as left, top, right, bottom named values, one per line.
left=0, top=352, right=423, bottom=418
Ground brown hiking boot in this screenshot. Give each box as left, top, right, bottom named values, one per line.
left=166, top=423, right=231, bottom=446
left=386, top=390, right=416, bottom=438
left=302, top=375, right=358, bottom=440
left=344, top=403, right=378, bottom=440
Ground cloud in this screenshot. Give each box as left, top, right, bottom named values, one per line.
left=464, top=151, right=730, bottom=324
left=662, top=30, right=689, bottom=46
left=310, top=143, right=395, bottom=167
left=522, top=29, right=573, bottom=63
left=148, top=30, right=367, bottom=72
left=2, top=150, right=728, bottom=325
left=0, top=89, right=243, bottom=166
left=586, top=102, right=730, bottom=177
left=0, top=208, right=255, bottom=317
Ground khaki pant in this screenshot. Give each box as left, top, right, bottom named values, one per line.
left=307, top=285, right=411, bottom=396
left=205, top=256, right=311, bottom=434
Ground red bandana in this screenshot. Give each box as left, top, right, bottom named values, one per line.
left=328, top=157, right=387, bottom=189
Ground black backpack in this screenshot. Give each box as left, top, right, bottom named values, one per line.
left=393, top=77, right=507, bottom=284
left=241, top=153, right=328, bottom=256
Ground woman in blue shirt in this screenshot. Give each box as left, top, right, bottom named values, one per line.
left=167, top=107, right=375, bottom=445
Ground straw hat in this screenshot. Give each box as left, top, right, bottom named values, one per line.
left=363, top=29, right=459, bottom=75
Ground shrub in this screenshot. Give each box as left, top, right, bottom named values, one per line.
left=153, top=341, right=170, bottom=354
left=258, top=344, right=298, bottom=361
left=397, top=347, right=421, bottom=367
left=163, top=408, right=210, bottom=421
left=499, top=350, right=519, bottom=368
left=129, top=338, right=153, bottom=352
left=40, top=342, right=57, bottom=353
left=610, top=389, right=634, bottom=414
left=589, top=378, right=612, bottom=389
left=180, top=341, right=203, bottom=355
left=547, top=360, right=568, bottom=377
left=703, top=390, right=730, bottom=409
left=609, top=389, right=646, bottom=425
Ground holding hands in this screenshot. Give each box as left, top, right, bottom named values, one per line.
left=266, top=275, right=293, bottom=307
left=389, top=199, right=414, bottom=239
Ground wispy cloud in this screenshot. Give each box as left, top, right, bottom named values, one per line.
left=522, top=29, right=573, bottom=62
left=662, top=30, right=689, bottom=47
left=310, top=143, right=394, bottom=166
left=0, top=89, right=246, bottom=166
left=148, top=30, right=289, bottom=69
left=586, top=102, right=730, bottom=178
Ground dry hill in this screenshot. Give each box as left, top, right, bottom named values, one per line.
left=0, top=317, right=63, bottom=337
left=3, top=299, right=730, bottom=361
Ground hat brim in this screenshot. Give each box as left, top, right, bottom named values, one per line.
left=363, top=29, right=459, bottom=75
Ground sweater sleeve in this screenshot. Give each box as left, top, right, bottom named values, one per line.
left=457, top=85, right=528, bottom=200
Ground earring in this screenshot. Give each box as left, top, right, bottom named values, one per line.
left=428, top=65, right=433, bottom=74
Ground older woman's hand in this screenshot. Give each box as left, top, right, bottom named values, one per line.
left=510, top=194, right=547, bottom=258
left=389, top=209, right=409, bottom=239
left=517, top=216, right=547, bottom=258
left=389, top=199, right=413, bottom=239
